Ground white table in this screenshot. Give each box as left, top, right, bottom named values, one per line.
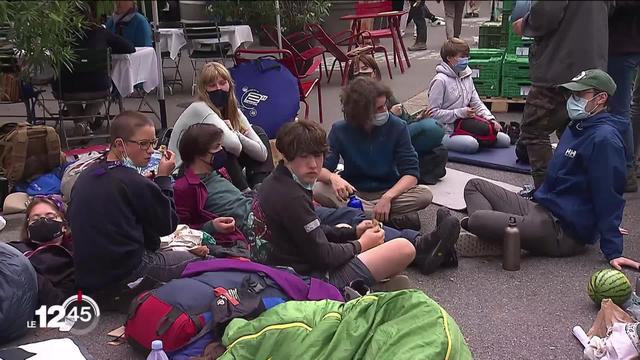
left=158, top=25, right=253, bottom=60
left=111, top=47, right=159, bottom=97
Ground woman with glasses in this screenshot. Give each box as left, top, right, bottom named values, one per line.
left=69, top=111, right=202, bottom=303
left=168, top=62, right=274, bottom=192
left=9, top=195, right=74, bottom=306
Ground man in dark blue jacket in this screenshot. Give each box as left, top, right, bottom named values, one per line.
left=314, top=77, right=433, bottom=232
left=462, top=69, right=640, bottom=270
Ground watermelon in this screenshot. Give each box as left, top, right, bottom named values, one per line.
left=587, top=269, right=632, bottom=306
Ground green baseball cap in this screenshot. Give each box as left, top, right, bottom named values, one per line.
left=559, top=69, right=617, bottom=96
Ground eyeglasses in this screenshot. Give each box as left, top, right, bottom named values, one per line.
left=127, top=138, right=158, bottom=150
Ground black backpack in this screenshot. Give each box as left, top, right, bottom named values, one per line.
left=418, top=145, right=448, bottom=185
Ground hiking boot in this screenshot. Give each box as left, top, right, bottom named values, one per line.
left=436, top=207, right=451, bottom=227
left=414, top=216, right=461, bottom=275
left=625, top=173, right=638, bottom=193
left=507, top=122, right=521, bottom=145
left=371, top=275, right=411, bottom=292
left=390, top=212, right=421, bottom=231
left=408, top=43, right=427, bottom=51
left=441, top=248, right=458, bottom=268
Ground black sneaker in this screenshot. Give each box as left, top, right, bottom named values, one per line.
left=507, top=122, right=520, bottom=145
left=441, top=248, right=458, bottom=268
left=415, top=216, right=461, bottom=275
left=436, top=207, right=451, bottom=227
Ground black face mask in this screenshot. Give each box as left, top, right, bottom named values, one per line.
left=28, top=218, right=64, bottom=244
left=210, top=149, right=227, bottom=170
left=208, top=89, right=229, bottom=108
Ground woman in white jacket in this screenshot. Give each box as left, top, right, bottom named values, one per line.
left=169, top=62, right=273, bottom=190
left=427, top=38, right=511, bottom=153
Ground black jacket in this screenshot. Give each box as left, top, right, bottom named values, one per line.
left=257, top=164, right=361, bottom=275
left=69, top=162, right=178, bottom=294
left=609, top=1, right=640, bottom=55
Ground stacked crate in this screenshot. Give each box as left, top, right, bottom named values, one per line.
left=469, top=48, right=504, bottom=97
left=500, top=0, right=532, bottom=98
left=478, top=22, right=506, bottom=49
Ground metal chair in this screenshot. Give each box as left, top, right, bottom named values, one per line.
left=261, top=24, right=327, bottom=77
left=155, top=22, right=184, bottom=95
left=55, top=48, right=113, bottom=149
left=182, top=21, right=231, bottom=95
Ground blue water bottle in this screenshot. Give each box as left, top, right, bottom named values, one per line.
left=347, top=195, right=364, bottom=211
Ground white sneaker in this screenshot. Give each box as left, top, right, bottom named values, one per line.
left=431, top=17, right=446, bottom=27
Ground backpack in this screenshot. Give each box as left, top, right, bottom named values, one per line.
left=0, top=123, right=64, bottom=183
left=60, top=151, right=106, bottom=202
left=418, top=145, right=448, bottom=185
left=229, top=58, right=300, bottom=139
left=452, top=116, right=498, bottom=147
left=125, top=259, right=343, bottom=354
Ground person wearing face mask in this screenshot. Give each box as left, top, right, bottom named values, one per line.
left=9, top=195, right=75, bottom=306
left=461, top=69, right=640, bottom=271
left=69, top=111, right=202, bottom=300
left=106, top=0, right=152, bottom=47
left=314, top=77, right=436, bottom=234
left=427, top=38, right=511, bottom=154
left=168, top=62, right=273, bottom=192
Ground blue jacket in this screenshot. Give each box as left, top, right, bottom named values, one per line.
left=324, top=115, right=420, bottom=192
left=106, top=12, right=152, bottom=48
left=533, top=112, right=627, bottom=260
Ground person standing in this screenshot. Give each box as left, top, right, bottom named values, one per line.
left=464, top=0, right=479, bottom=18
left=607, top=1, right=640, bottom=192
left=441, top=0, right=465, bottom=40
left=511, top=1, right=610, bottom=190
left=407, top=0, right=428, bottom=51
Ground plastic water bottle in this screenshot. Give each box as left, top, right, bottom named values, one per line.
left=147, top=340, right=169, bottom=360
left=347, top=195, right=364, bottom=211
left=502, top=217, right=520, bottom=271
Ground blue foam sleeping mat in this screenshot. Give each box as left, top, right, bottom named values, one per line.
left=447, top=145, right=531, bottom=174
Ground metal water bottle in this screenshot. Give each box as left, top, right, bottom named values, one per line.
left=503, top=216, right=520, bottom=271
left=347, top=195, right=364, bottom=211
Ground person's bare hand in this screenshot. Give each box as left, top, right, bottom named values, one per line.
left=512, top=19, right=524, bottom=36
left=157, top=149, right=176, bottom=177
left=421, top=108, right=435, bottom=118
left=390, top=104, right=403, bottom=116
left=620, top=227, right=629, bottom=235
left=330, top=173, right=356, bottom=201
left=373, top=196, right=392, bottom=222
left=212, top=217, right=236, bottom=234
left=356, top=220, right=375, bottom=237
left=610, top=257, right=640, bottom=271
left=492, top=120, right=503, bottom=132
left=358, top=227, right=385, bottom=252
left=464, top=107, right=476, bottom=118
left=189, top=245, right=209, bottom=257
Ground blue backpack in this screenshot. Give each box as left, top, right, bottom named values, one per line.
left=229, top=58, right=300, bottom=139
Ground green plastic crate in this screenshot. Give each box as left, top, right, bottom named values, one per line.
left=506, top=30, right=534, bottom=56
left=474, top=78, right=501, bottom=97
left=501, top=77, right=531, bottom=98
left=502, top=0, right=514, bottom=13
left=479, top=21, right=508, bottom=48
left=470, top=48, right=505, bottom=60
left=502, top=54, right=529, bottom=79
left=470, top=49, right=503, bottom=80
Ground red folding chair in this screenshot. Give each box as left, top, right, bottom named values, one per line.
left=261, top=25, right=326, bottom=77
left=305, top=23, right=392, bottom=85
left=234, top=48, right=323, bottom=123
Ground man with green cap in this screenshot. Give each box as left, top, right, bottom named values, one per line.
left=461, top=69, right=640, bottom=270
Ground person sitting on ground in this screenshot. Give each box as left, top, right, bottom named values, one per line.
left=9, top=195, right=74, bottom=306
left=427, top=37, right=510, bottom=154
left=462, top=69, right=640, bottom=270
left=174, top=122, right=460, bottom=273
left=349, top=55, right=445, bottom=160
left=54, top=1, right=135, bottom=137
left=169, top=62, right=273, bottom=191
left=258, top=121, right=461, bottom=289
left=70, top=111, right=200, bottom=298
left=314, top=77, right=432, bottom=231
left=106, top=0, right=152, bottom=47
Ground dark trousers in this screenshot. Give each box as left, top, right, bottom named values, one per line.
left=225, top=125, right=275, bottom=191
left=519, top=86, right=570, bottom=188
left=408, top=2, right=428, bottom=44
left=464, top=179, right=583, bottom=257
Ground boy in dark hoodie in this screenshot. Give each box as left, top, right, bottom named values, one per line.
left=462, top=69, right=640, bottom=271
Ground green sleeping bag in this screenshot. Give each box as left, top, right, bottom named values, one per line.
left=218, top=289, right=473, bottom=360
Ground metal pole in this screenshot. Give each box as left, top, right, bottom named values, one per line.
left=151, top=0, right=168, bottom=129
left=275, top=0, right=282, bottom=50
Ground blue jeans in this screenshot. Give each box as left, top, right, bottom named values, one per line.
left=315, top=206, right=420, bottom=244
left=608, top=54, right=640, bottom=170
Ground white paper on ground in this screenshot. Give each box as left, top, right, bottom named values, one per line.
left=15, top=338, right=87, bottom=360
left=429, top=168, right=522, bottom=211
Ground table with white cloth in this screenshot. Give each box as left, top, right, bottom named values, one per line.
left=111, top=47, right=159, bottom=97
left=158, top=25, right=254, bottom=60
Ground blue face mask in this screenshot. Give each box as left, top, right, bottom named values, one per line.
left=566, top=94, right=597, bottom=121
left=291, top=172, right=315, bottom=191
left=118, top=139, right=144, bottom=173
left=209, top=149, right=227, bottom=170
left=371, top=111, right=389, bottom=126
left=453, top=57, right=469, bottom=73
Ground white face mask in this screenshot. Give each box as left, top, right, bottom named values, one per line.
left=291, top=172, right=315, bottom=191
left=566, top=94, right=600, bottom=121
left=372, top=111, right=389, bottom=126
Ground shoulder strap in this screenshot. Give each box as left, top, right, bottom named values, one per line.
left=9, top=124, right=29, bottom=181
left=44, top=126, right=63, bottom=170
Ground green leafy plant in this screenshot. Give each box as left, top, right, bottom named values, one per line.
left=0, top=1, right=86, bottom=80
